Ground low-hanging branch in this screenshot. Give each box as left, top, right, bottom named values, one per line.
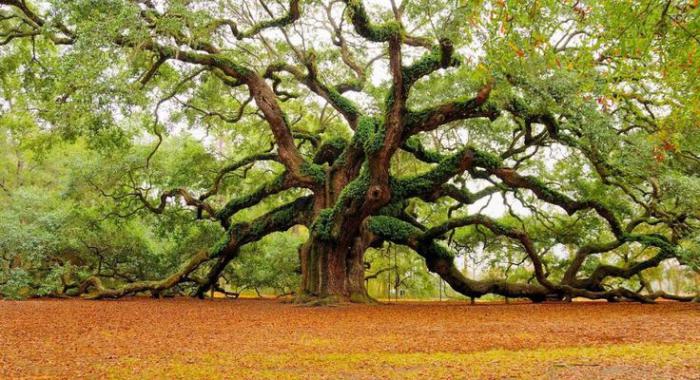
left=81, top=196, right=314, bottom=299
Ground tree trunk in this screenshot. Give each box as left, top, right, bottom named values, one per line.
left=298, top=235, right=370, bottom=303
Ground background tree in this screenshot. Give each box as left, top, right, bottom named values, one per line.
left=0, top=0, right=698, bottom=303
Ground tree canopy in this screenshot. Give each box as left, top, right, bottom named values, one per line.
left=1, top=0, right=699, bottom=303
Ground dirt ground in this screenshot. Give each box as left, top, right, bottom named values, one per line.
left=1, top=298, right=699, bottom=379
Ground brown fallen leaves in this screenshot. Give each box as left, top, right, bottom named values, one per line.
left=0, top=299, right=699, bottom=379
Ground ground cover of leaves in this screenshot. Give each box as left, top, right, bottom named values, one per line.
left=1, top=298, right=699, bottom=379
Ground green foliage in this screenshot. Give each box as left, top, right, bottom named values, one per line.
left=225, top=232, right=305, bottom=294
left=0, top=268, right=33, bottom=300
left=325, top=137, right=349, bottom=152
left=364, top=244, right=440, bottom=299
left=217, top=174, right=287, bottom=221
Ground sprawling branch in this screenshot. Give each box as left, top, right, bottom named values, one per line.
left=402, top=38, right=460, bottom=88
left=365, top=216, right=550, bottom=301
left=199, top=153, right=280, bottom=201
left=81, top=196, right=313, bottom=299
left=136, top=187, right=218, bottom=221
left=195, top=196, right=314, bottom=297
left=406, top=83, right=498, bottom=134
left=342, top=0, right=402, bottom=43
left=79, top=249, right=212, bottom=299
left=208, top=0, right=300, bottom=40
left=391, top=147, right=501, bottom=201
left=216, top=172, right=299, bottom=223
left=367, top=215, right=688, bottom=303
left=264, top=61, right=362, bottom=127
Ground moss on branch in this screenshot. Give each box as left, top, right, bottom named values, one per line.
left=300, top=162, right=326, bottom=185
left=216, top=174, right=289, bottom=221
left=312, top=208, right=335, bottom=240
left=228, top=0, right=301, bottom=39
left=344, top=0, right=403, bottom=42
left=311, top=168, right=371, bottom=241
left=402, top=41, right=461, bottom=87
left=327, top=87, right=361, bottom=118
left=367, top=215, right=419, bottom=243
left=473, top=149, right=503, bottom=171
left=313, top=138, right=348, bottom=165
left=355, top=116, right=385, bottom=155
left=392, top=147, right=477, bottom=199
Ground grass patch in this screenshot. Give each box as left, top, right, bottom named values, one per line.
left=103, top=342, right=700, bottom=379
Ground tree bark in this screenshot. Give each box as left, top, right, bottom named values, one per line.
left=298, top=234, right=370, bottom=303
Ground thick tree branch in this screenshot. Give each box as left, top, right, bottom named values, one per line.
left=209, top=0, right=300, bottom=40
left=264, top=61, right=362, bottom=127
left=81, top=196, right=313, bottom=299
left=406, top=82, right=498, bottom=134
left=216, top=172, right=299, bottom=223
left=195, top=196, right=314, bottom=297
left=365, top=216, right=551, bottom=301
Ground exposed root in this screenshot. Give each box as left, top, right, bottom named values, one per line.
left=293, top=291, right=376, bottom=306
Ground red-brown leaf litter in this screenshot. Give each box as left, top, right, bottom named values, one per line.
left=1, top=298, right=699, bottom=379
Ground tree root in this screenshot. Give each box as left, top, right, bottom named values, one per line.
left=292, top=291, right=376, bottom=306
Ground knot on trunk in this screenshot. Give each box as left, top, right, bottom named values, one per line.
left=367, top=185, right=388, bottom=203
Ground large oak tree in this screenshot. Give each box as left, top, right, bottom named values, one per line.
left=1, top=0, right=699, bottom=303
